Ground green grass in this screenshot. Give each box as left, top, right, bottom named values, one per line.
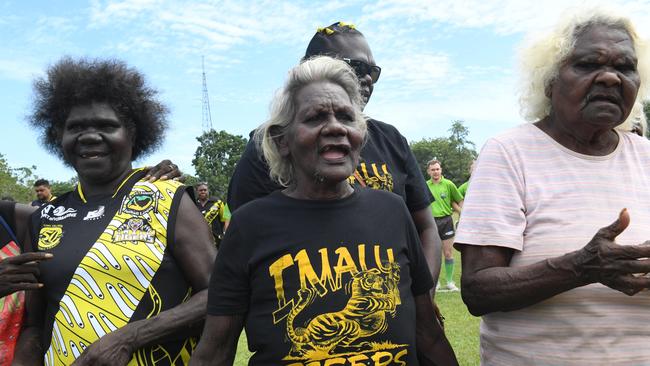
left=232, top=251, right=480, bottom=365
left=435, top=250, right=480, bottom=366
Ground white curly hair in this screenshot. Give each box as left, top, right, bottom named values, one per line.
left=518, top=7, right=650, bottom=126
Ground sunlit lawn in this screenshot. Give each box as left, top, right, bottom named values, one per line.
left=232, top=249, right=480, bottom=365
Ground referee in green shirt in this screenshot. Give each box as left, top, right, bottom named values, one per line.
left=426, top=159, right=463, bottom=291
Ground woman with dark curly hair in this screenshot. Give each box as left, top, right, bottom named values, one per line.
left=13, top=57, right=216, bottom=366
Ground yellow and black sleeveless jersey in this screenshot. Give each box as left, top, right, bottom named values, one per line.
left=31, top=169, right=195, bottom=366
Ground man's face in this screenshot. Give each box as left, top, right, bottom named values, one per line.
left=35, top=185, right=52, bottom=201
left=324, top=35, right=377, bottom=109
left=427, top=163, right=442, bottom=181
left=197, top=185, right=209, bottom=200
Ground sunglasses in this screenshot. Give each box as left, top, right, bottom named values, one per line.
left=343, top=58, right=381, bottom=84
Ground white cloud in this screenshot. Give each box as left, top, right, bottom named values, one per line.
left=361, top=0, right=650, bottom=36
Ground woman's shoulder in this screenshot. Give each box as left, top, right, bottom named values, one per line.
left=487, top=123, right=541, bottom=143
left=620, top=130, right=650, bottom=156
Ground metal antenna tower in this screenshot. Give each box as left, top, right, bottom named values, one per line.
left=201, top=56, right=213, bottom=131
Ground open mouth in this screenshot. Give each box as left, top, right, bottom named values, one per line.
left=320, top=145, right=351, bottom=161
left=79, top=152, right=108, bottom=160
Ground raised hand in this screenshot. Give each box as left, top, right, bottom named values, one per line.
left=576, top=209, right=650, bottom=295
left=143, top=159, right=182, bottom=182
left=0, top=252, right=53, bottom=297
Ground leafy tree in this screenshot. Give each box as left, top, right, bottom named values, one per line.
left=410, top=120, right=477, bottom=185
left=50, top=178, right=78, bottom=197
left=0, top=154, right=35, bottom=203
left=192, top=130, right=248, bottom=199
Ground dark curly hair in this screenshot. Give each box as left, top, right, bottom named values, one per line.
left=29, top=56, right=169, bottom=162
left=304, top=22, right=364, bottom=59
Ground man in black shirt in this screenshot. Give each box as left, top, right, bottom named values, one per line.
left=31, top=179, right=56, bottom=207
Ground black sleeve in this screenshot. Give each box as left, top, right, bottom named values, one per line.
left=27, top=207, right=43, bottom=253
left=400, top=134, right=435, bottom=211
left=226, top=133, right=283, bottom=212
left=207, top=217, right=250, bottom=315
left=402, top=203, right=434, bottom=295
left=0, top=200, right=17, bottom=233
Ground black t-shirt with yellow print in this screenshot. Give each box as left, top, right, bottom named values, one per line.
left=209, top=188, right=434, bottom=366
left=30, top=169, right=196, bottom=365
left=226, top=118, right=434, bottom=212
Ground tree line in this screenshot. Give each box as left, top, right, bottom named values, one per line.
left=9, top=107, right=650, bottom=202
left=192, top=120, right=479, bottom=198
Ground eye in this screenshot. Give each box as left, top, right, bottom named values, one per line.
left=616, top=63, right=637, bottom=73
left=335, top=112, right=354, bottom=123
left=574, top=61, right=600, bottom=71
left=304, top=114, right=322, bottom=124
left=99, top=122, right=120, bottom=131
left=66, top=123, right=83, bottom=132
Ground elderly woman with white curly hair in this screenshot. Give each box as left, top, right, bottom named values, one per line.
left=455, top=8, right=650, bottom=366
left=190, top=56, right=458, bottom=366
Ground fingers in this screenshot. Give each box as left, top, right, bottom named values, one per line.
left=11, top=282, right=43, bottom=291
left=602, top=274, right=650, bottom=296
left=5, top=252, right=53, bottom=265
left=144, top=160, right=182, bottom=182
left=601, top=258, right=650, bottom=273
left=4, top=273, right=39, bottom=284
left=596, top=208, right=630, bottom=240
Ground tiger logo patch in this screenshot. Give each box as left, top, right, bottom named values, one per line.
left=120, top=190, right=159, bottom=216
left=38, top=225, right=63, bottom=250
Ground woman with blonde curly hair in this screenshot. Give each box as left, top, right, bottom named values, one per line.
left=456, top=8, right=650, bottom=365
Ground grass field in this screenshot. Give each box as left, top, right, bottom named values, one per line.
left=232, top=250, right=480, bottom=365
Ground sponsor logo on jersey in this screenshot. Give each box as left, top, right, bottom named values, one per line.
left=83, top=205, right=105, bottom=221
left=112, top=218, right=155, bottom=243
left=41, top=205, right=77, bottom=221
left=38, top=225, right=63, bottom=250
left=120, top=191, right=158, bottom=216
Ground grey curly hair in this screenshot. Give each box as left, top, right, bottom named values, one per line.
left=254, top=56, right=367, bottom=186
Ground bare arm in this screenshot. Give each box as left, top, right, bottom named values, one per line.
left=13, top=289, right=46, bottom=365
left=13, top=224, right=46, bottom=366
left=72, top=192, right=217, bottom=366
left=459, top=209, right=650, bottom=316
left=451, top=201, right=462, bottom=215
left=415, top=294, right=458, bottom=366
left=14, top=203, right=36, bottom=245
left=190, top=314, right=244, bottom=366
left=411, top=208, right=442, bottom=290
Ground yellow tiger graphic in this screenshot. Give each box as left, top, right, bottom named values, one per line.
left=285, top=263, right=401, bottom=359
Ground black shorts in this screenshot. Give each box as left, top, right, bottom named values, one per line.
left=435, top=215, right=455, bottom=240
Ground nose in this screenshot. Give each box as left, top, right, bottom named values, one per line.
left=358, top=73, right=372, bottom=87
left=77, top=129, right=103, bottom=144
left=321, top=114, right=347, bottom=136
left=595, top=68, right=622, bottom=87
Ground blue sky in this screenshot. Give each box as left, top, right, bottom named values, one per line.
left=2, top=0, right=650, bottom=182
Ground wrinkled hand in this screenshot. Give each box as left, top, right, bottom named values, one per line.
left=144, top=159, right=182, bottom=182
left=0, top=252, right=52, bottom=298
left=71, top=329, right=135, bottom=366
left=576, top=209, right=650, bottom=295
